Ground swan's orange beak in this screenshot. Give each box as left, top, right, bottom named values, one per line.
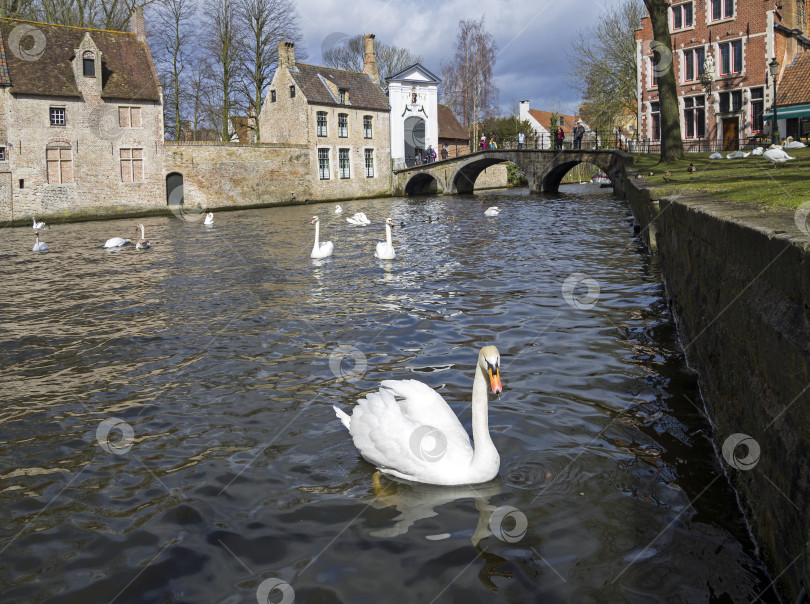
left=489, top=367, right=502, bottom=395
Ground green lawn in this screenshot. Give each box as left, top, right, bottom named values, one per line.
left=631, top=148, right=810, bottom=209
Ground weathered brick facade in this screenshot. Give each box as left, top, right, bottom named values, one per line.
left=258, top=39, right=392, bottom=201
left=0, top=13, right=165, bottom=223
left=635, top=0, right=810, bottom=148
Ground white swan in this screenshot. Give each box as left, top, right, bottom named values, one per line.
left=785, top=140, right=807, bottom=149
left=333, top=346, right=503, bottom=486
left=32, top=232, right=48, bottom=251
left=726, top=150, right=750, bottom=159
left=484, top=206, right=500, bottom=217
left=709, top=152, right=723, bottom=159
left=347, top=212, right=371, bottom=226
left=310, top=215, right=334, bottom=258
left=335, top=205, right=343, bottom=214
left=751, top=146, right=764, bottom=156
left=32, top=217, right=45, bottom=229
left=763, top=148, right=796, bottom=165
left=104, top=236, right=131, bottom=248
left=204, top=212, right=214, bottom=226
left=375, top=219, right=396, bottom=260
left=135, top=224, right=151, bottom=249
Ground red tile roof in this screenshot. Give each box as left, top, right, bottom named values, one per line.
left=290, top=63, right=389, bottom=112
left=777, top=52, right=810, bottom=106
left=0, top=18, right=160, bottom=101
left=528, top=109, right=583, bottom=135
left=437, top=104, right=467, bottom=141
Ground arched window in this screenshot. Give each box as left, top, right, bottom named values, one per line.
left=83, top=51, right=95, bottom=77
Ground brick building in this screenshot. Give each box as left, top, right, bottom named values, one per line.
left=635, top=0, right=810, bottom=149
left=0, top=11, right=164, bottom=221
left=259, top=37, right=391, bottom=200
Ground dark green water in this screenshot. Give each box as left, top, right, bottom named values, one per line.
left=0, top=186, right=778, bottom=603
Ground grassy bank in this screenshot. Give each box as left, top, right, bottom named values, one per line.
left=632, top=148, right=810, bottom=209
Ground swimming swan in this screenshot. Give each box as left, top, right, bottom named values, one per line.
left=135, top=224, right=151, bottom=249
left=375, top=218, right=396, bottom=260
left=204, top=212, right=214, bottom=226
left=333, top=346, right=503, bottom=486
left=484, top=207, right=500, bottom=217
left=32, top=217, right=45, bottom=229
left=335, top=205, right=343, bottom=214
left=346, top=212, right=371, bottom=226
left=310, top=216, right=334, bottom=258
left=32, top=232, right=48, bottom=251
left=104, top=236, right=131, bottom=248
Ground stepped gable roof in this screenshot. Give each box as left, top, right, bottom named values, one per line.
left=0, top=18, right=160, bottom=101
left=290, top=63, right=389, bottom=112
left=777, top=52, right=810, bottom=106
left=438, top=104, right=467, bottom=141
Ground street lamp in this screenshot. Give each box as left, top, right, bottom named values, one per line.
left=769, top=58, right=780, bottom=145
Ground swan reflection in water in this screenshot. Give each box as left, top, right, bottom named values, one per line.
left=364, top=472, right=515, bottom=591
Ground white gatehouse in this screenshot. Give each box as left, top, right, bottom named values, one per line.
left=386, top=64, right=441, bottom=169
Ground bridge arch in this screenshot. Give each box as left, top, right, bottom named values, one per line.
left=394, top=150, right=629, bottom=196
left=404, top=171, right=442, bottom=196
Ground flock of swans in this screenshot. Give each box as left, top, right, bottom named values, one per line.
left=30, top=213, right=217, bottom=253
left=26, top=202, right=506, bottom=486
left=709, top=141, right=805, bottom=165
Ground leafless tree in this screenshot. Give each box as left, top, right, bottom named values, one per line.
left=7, top=0, right=156, bottom=30
left=570, top=0, right=644, bottom=137
left=643, top=0, right=684, bottom=161
left=322, top=34, right=421, bottom=82
left=441, top=16, right=498, bottom=144
left=204, top=0, right=240, bottom=141
left=150, top=0, right=195, bottom=140
left=235, top=0, right=304, bottom=141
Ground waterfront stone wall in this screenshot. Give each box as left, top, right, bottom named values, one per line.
left=164, top=143, right=312, bottom=210
left=625, top=178, right=810, bottom=601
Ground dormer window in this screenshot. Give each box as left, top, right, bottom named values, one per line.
left=339, top=88, right=347, bottom=104
left=83, top=51, right=95, bottom=77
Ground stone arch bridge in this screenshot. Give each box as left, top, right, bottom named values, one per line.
left=393, top=149, right=633, bottom=196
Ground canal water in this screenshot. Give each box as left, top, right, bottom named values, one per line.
left=0, top=187, right=778, bottom=603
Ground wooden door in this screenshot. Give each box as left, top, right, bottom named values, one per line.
left=723, top=119, right=739, bottom=151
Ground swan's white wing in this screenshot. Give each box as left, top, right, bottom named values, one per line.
left=104, top=237, right=131, bottom=248
left=380, top=379, right=471, bottom=451
left=321, top=241, right=334, bottom=256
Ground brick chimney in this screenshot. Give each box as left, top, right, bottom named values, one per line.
left=363, top=34, right=380, bottom=85
left=278, top=41, right=295, bottom=70
left=130, top=6, right=146, bottom=42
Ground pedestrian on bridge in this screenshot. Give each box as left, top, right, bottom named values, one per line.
left=480, top=134, right=486, bottom=151
left=518, top=131, right=525, bottom=149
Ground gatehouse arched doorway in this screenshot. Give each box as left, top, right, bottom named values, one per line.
left=166, top=173, right=184, bottom=206
left=404, top=116, right=425, bottom=167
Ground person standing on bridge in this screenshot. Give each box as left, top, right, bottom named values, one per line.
left=480, top=133, right=486, bottom=151
left=574, top=121, right=585, bottom=150
left=518, top=131, right=525, bottom=149
left=441, top=144, right=449, bottom=160
left=555, top=126, right=564, bottom=150
left=490, top=136, right=498, bottom=150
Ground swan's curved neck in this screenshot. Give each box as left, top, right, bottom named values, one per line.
left=312, top=221, right=320, bottom=251
left=385, top=223, right=392, bottom=245
left=140, top=225, right=145, bottom=238
left=470, top=357, right=496, bottom=463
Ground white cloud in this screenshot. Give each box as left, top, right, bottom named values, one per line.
left=296, top=0, right=632, bottom=115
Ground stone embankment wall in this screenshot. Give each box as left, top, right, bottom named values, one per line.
left=164, top=142, right=313, bottom=210
left=625, top=177, right=810, bottom=601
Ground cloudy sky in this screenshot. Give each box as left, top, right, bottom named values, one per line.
left=296, top=0, right=633, bottom=116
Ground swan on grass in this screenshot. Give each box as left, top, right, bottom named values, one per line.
left=726, top=150, right=750, bottom=159
left=484, top=207, right=500, bottom=217
left=374, top=218, right=396, bottom=260
left=763, top=148, right=796, bottom=166
left=333, top=346, right=503, bottom=486
left=752, top=146, right=764, bottom=156
left=32, top=217, right=45, bottom=229
left=32, top=232, right=48, bottom=251
left=204, top=212, right=214, bottom=226
left=310, top=215, right=334, bottom=258
left=135, top=223, right=151, bottom=249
